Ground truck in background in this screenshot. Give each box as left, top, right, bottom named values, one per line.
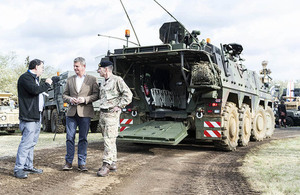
left=275, top=96, right=300, bottom=127
left=0, top=92, right=19, bottom=133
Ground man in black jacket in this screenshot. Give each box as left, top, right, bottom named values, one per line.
left=14, top=59, right=53, bottom=179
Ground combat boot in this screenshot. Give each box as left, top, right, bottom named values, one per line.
left=109, top=162, right=117, bottom=172
left=97, top=163, right=110, bottom=177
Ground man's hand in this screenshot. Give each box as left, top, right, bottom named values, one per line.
left=70, top=97, right=78, bottom=105
left=77, top=97, right=85, bottom=104
left=45, top=78, right=53, bottom=85
left=112, top=106, right=121, bottom=112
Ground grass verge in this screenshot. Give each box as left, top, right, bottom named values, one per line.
left=240, top=137, right=300, bottom=195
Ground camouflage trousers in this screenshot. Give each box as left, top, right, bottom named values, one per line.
left=99, top=110, right=121, bottom=165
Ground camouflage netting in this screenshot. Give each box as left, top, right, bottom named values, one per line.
left=191, top=61, right=221, bottom=86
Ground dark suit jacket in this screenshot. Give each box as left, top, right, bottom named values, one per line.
left=63, top=74, right=99, bottom=118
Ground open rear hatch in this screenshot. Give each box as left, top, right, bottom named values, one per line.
left=118, top=121, right=188, bottom=145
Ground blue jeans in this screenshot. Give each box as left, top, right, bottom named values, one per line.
left=65, top=114, right=90, bottom=166
left=14, top=119, right=41, bottom=172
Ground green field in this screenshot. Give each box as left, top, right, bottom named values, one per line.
left=240, top=137, right=300, bottom=195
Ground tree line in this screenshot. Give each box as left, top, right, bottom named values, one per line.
left=0, top=52, right=59, bottom=96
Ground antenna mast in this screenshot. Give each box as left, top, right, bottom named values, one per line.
left=120, top=0, right=141, bottom=46
left=97, top=34, right=139, bottom=46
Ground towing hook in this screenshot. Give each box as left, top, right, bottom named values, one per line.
left=131, top=110, right=138, bottom=117
left=196, top=111, right=203, bottom=119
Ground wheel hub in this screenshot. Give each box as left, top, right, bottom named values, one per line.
left=257, top=115, right=264, bottom=132
left=229, top=116, right=236, bottom=139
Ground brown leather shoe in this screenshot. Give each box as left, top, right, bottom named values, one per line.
left=97, top=163, right=110, bottom=177
left=109, top=162, right=117, bottom=172
left=63, top=162, right=73, bottom=171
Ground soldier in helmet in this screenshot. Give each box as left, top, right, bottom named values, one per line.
left=96, top=60, right=132, bottom=177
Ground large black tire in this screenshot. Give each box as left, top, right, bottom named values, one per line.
left=286, top=117, right=294, bottom=127
left=251, top=106, right=266, bottom=141
left=6, top=130, right=15, bottom=134
left=265, top=106, right=275, bottom=138
left=90, top=121, right=100, bottom=133
left=238, top=104, right=251, bottom=146
left=42, top=110, right=51, bottom=132
left=51, top=109, right=65, bottom=133
left=214, top=102, right=239, bottom=151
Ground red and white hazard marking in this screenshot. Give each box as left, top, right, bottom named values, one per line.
left=119, top=119, right=133, bottom=132
left=204, top=130, right=221, bottom=137
left=120, top=126, right=129, bottom=132
left=120, top=119, right=133, bottom=125
left=203, top=121, right=221, bottom=137
left=204, top=121, right=221, bottom=128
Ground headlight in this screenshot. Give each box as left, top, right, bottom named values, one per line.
left=1, top=115, right=6, bottom=121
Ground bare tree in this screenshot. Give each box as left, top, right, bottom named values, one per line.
left=0, top=53, right=60, bottom=96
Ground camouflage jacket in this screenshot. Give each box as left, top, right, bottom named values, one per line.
left=99, top=74, right=132, bottom=109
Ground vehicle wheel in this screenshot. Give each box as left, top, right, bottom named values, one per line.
left=42, top=110, right=51, bottom=132
left=238, top=104, right=251, bottom=146
left=265, top=106, right=275, bottom=138
left=214, top=102, right=239, bottom=151
left=286, top=117, right=294, bottom=127
left=51, top=109, right=65, bottom=133
left=251, top=106, right=266, bottom=141
left=90, top=121, right=100, bottom=133
left=6, top=130, right=15, bottom=134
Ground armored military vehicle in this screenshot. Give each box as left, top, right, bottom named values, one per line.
left=275, top=109, right=300, bottom=127
left=101, top=21, right=274, bottom=151
left=275, top=96, right=300, bottom=127
left=0, top=92, right=19, bottom=133
left=42, top=71, right=103, bottom=133
left=284, top=97, right=300, bottom=126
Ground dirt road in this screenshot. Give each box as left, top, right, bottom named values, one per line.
left=1, top=128, right=299, bottom=195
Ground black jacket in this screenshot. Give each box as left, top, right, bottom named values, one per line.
left=278, top=104, right=287, bottom=115
left=18, top=71, right=50, bottom=122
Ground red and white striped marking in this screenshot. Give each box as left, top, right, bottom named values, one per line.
left=120, top=126, right=129, bottom=132
left=120, top=119, right=133, bottom=132
left=204, top=121, right=221, bottom=128
left=204, top=130, right=221, bottom=137
left=120, top=119, right=133, bottom=125
left=203, top=121, right=221, bottom=137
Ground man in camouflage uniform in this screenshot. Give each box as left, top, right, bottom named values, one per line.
left=97, top=60, right=132, bottom=177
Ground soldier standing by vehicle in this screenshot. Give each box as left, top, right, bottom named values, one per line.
left=96, top=60, right=132, bottom=177
left=278, top=100, right=287, bottom=128
left=62, top=57, right=99, bottom=171
left=14, top=59, right=53, bottom=179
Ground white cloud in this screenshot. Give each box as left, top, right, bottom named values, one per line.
left=0, top=0, right=299, bottom=81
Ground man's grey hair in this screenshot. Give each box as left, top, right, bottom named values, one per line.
left=74, top=57, right=86, bottom=66
left=107, top=65, right=113, bottom=71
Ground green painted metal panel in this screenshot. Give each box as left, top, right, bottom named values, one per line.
left=118, top=121, right=188, bottom=145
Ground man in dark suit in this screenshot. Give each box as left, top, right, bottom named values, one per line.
left=62, top=57, right=99, bottom=171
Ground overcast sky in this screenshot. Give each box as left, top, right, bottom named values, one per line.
left=0, top=0, right=299, bottom=81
